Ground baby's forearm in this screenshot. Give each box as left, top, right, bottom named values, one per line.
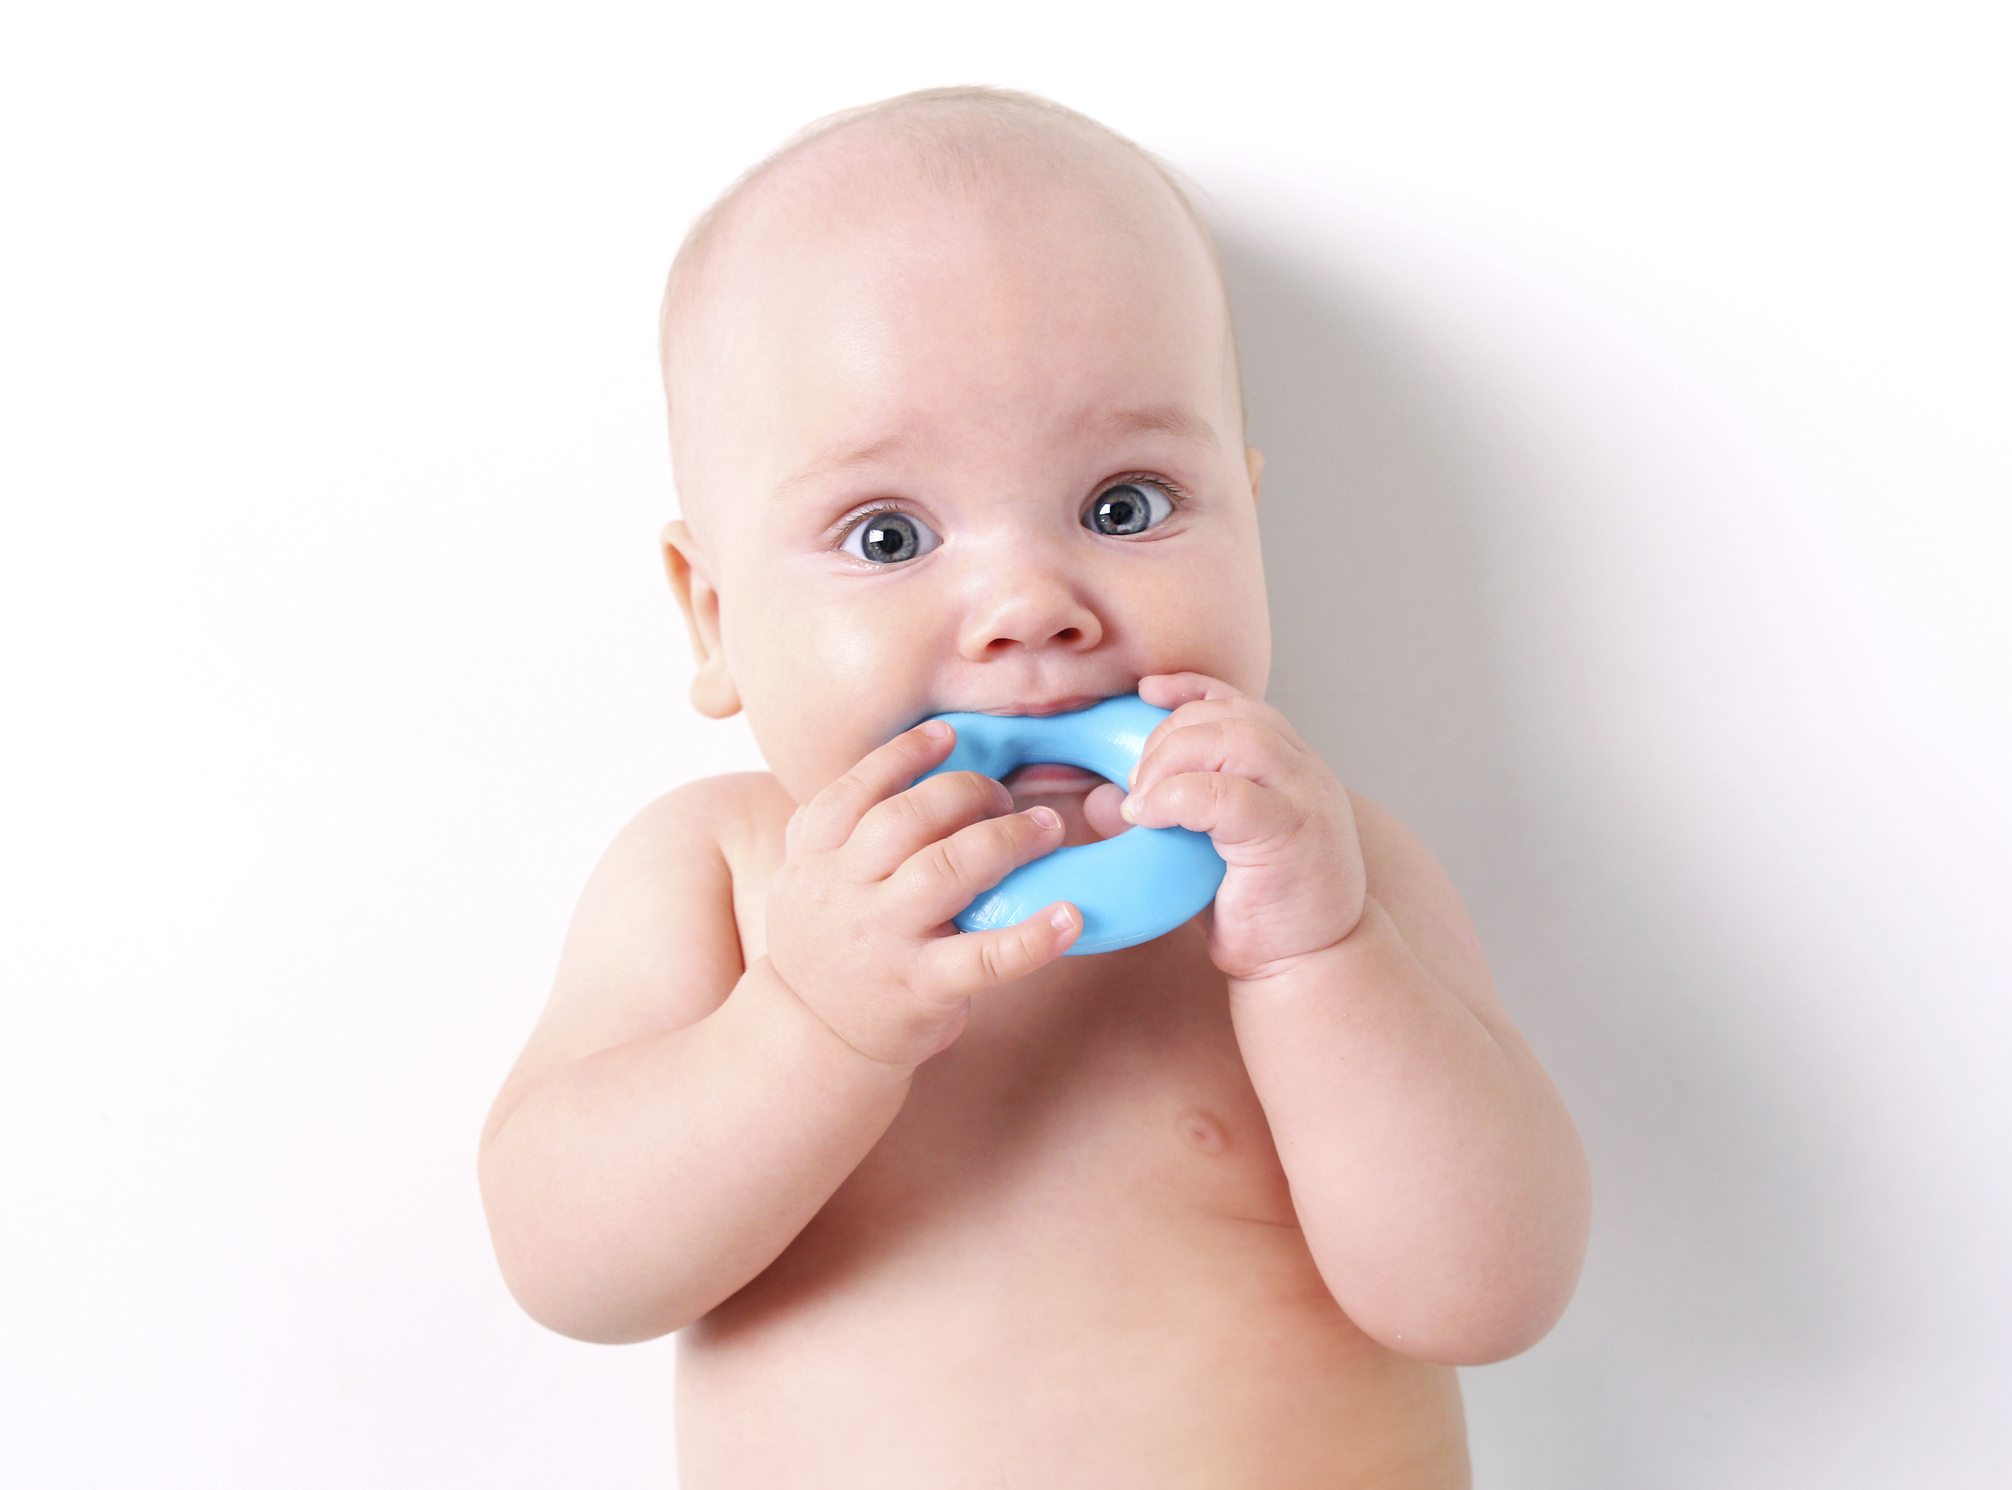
left=479, top=959, right=912, bottom=1343
left=1228, top=899, right=1590, bottom=1365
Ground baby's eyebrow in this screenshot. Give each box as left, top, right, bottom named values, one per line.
left=772, top=436, right=907, bottom=505
left=1093, top=405, right=1218, bottom=447
left=772, top=406, right=1216, bottom=507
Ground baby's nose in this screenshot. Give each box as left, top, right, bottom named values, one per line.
left=957, top=564, right=1103, bottom=659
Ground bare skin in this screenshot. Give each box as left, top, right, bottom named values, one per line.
left=480, top=99, right=1589, bottom=1488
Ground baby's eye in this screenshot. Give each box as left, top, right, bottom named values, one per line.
left=1083, top=479, right=1177, bottom=536
left=840, top=509, right=942, bottom=564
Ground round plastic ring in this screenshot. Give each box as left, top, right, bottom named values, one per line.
left=917, top=694, right=1226, bottom=955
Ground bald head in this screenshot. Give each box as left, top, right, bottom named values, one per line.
left=659, top=88, right=1239, bottom=541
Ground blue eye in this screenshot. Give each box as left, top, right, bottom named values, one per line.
left=842, top=510, right=941, bottom=564
left=1084, top=480, right=1176, bottom=536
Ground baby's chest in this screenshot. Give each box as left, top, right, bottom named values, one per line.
left=722, top=823, right=1296, bottom=1234
left=838, top=923, right=1298, bottom=1235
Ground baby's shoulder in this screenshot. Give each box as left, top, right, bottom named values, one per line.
left=616, top=771, right=794, bottom=866
left=534, top=774, right=793, bottom=1053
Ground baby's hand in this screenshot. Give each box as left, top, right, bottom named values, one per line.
left=1121, top=674, right=1366, bottom=981
left=764, top=722, right=1080, bottom=1068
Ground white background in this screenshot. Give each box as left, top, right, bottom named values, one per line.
left=3, top=2, right=2007, bottom=1485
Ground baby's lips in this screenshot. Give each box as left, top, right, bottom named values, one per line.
left=977, top=694, right=1110, bottom=718
left=940, top=682, right=1153, bottom=721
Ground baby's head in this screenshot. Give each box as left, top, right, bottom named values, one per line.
left=660, top=88, right=1270, bottom=803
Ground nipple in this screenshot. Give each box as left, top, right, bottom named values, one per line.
left=1175, top=1106, right=1229, bottom=1156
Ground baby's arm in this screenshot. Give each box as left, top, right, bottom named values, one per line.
left=1122, top=676, right=1591, bottom=1365
left=479, top=729, right=1076, bottom=1343
left=478, top=777, right=907, bottom=1342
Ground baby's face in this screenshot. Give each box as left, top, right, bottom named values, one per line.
left=666, top=131, right=1269, bottom=807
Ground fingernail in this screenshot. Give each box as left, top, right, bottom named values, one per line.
left=921, top=720, right=951, bottom=742
left=1028, top=805, right=1061, bottom=830
left=1119, top=794, right=1140, bottom=824
left=1126, top=767, right=1138, bottom=789
left=1050, top=905, right=1076, bottom=932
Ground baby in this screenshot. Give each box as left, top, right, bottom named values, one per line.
left=480, top=87, right=1589, bottom=1488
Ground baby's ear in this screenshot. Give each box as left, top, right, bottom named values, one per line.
left=660, top=521, right=742, bottom=719
left=1245, top=447, right=1265, bottom=501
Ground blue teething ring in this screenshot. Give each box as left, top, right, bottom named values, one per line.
left=917, top=695, right=1226, bottom=955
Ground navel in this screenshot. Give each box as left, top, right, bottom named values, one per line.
left=1175, top=1106, right=1230, bottom=1155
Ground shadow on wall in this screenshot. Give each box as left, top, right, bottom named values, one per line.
left=1220, top=232, right=1871, bottom=1486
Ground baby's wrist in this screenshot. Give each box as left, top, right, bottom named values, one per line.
left=740, top=957, right=925, bottom=1085
left=1218, top=895, right=1374, bottom=988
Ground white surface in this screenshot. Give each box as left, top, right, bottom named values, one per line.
left=2, top=2, right=2006, bottom=1484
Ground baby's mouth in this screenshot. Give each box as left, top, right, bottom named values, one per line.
left=1001, top=762, right=1106, bottom=794
left=1001, top=764, right=1130, bottom=846
left=978, top=695, right=1106, bottom=718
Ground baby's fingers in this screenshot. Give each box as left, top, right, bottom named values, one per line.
left=918, top=901, right=1081, bottom=993
left=846, top=769, right=1013, bottom=881
left=1122, top=770, right=1299, bottom=855
left=1083, top=781, right=1129, bottom=840
left=793, top=722, right=956, bottom=855
left=1135, top=672, right=1246, bottom=711
left=1134, top=714, right=1303, bottom=794
left=891, top=804, right=1066, bottom=927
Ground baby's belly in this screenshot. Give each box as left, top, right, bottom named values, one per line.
left=677, top=926, right=1469, bottom=1489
